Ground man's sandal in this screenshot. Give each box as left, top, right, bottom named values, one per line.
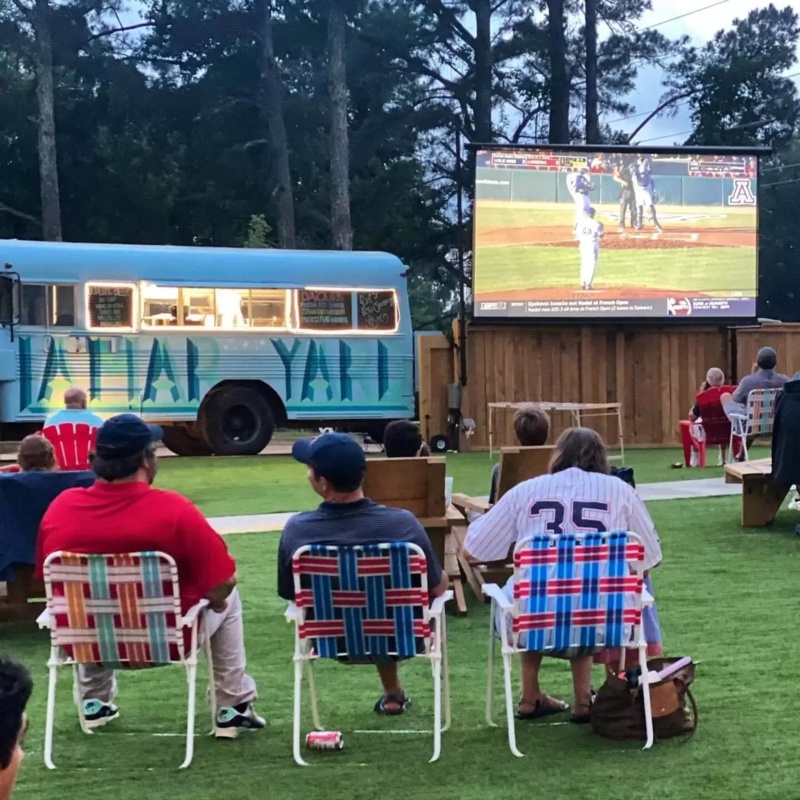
left=374, top=692, right=411, bottom=716
left=516, top=696, right=569, bottom=720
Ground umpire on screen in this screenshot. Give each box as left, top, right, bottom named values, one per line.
left=613, top=157, right=636, bottom=231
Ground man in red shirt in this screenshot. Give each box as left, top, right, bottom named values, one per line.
left=37, top=414, right=264, bottom=739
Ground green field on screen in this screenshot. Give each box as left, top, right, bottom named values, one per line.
left=475, top=245, right=755, bottom=294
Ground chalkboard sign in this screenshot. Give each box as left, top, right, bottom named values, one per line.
left=88, top=284, right=134, bottom=328
left=357, top=291, right=397, bottom=330
left=299, top=290, right=353, bottom=330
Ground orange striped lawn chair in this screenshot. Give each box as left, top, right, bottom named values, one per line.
left=37, top=551, right=213, bottom=769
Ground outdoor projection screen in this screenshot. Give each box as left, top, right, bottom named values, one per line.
left=472, top=146, right=759, bottom=320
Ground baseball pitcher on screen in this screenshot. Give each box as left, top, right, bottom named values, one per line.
left=632, top=156, right=663, bottom=232
left=578, top=208, right=604, bottom=290
left=566, top=168, right=593, bottom=234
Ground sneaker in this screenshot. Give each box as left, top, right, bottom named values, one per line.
left=83, top=699, right=119, bottom=729
left=214, top=702, right=266, bottom=739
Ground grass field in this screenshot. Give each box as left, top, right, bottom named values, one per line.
left=474, top=202, right=757, bottom=297
left=6, top=486, right=800, bottom=800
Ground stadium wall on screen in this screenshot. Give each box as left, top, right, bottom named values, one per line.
left=472, top=148, right=759, bottom=321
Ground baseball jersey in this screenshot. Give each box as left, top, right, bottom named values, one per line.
left=464, top=467, right=662, bottom=571
left=633, top=162, right=653, bottom=188
left=566, top=172, right=591, bottom=195
left=579, top=218, right=604, bottom=246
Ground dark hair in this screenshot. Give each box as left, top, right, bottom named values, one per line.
left=310, top=465, right=365, bottom=494
left=17, top=434, right=57, bottom=472
left=0, top=658, right=32, bottom=769
left=757, top=350, right=778, bottom=370
left=549, top=427, right=610, bottom=476
left=383, top=420, right=424, bottom=458
left=513, top=405, right=551, bottom=447
left=90, top=444, right=155, bottom=482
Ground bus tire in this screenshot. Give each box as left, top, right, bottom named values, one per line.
left=161, top=424, right=214, bottom=457
left=202, top=386, right=275, bottom=456
left=430, top=434, right=449, bottom=453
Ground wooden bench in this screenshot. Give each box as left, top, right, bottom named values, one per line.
left=451, top=446, right=554, bottom=600
left=362, top=457, right=468, bottom=614
left=0, top=568, right=45, bottom=623
left=724, top=458, right=792, bottom=527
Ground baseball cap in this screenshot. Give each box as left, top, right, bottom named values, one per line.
left=95, top=414, right=163, bottom=459
left=756, top=346, right=778, bottom=369
left=292, top=433, right=366, bottom=488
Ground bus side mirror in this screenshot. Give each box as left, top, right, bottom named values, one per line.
left=0, top=273, right=20, bottom=326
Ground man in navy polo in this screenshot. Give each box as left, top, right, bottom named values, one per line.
left=278, top=433, right=448, bottom=716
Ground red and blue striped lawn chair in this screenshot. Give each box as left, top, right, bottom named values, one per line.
left=482, top=531, right=654, bottom=756
left=729, top=388, right=782, bottom=461
left=41, top=423, right=99, bottom=471
left=37, top=551, right=213, bottom=770
left=286, top=541, right=452, bottom=765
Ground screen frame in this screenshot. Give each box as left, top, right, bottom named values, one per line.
left=466, top=142, right=771, bottom=326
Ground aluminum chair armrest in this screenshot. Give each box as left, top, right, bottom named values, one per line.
left=429, top=590, right=454, bottom=617
left=181, top=598, right=210, bottom=627
left=36, top=608, right=53, bottom=630
left=481, top=583, right=512, bottom=609
left=285, top=602, right=300, bottom=622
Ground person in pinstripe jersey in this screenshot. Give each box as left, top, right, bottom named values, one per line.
left=463, top=428, right=662, bottom=724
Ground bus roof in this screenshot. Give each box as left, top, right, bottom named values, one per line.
left=0, top=240, right=408, bottom=288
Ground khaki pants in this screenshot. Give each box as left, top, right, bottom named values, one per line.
left=78, top=588, right=257, bottom=710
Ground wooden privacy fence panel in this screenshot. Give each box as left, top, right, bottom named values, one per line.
left=461, top=325, right=730, bottom=448
left=735, top=324, right=800, bottom=380
left=416, top=334, right=454, bottom=444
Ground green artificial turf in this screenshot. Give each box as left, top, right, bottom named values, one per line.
left=5, top=496, right=800, bottom=800
left=154, top=446, right=771, bottom=518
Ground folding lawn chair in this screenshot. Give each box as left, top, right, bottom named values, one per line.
left=729, top=388, right=781, bottom=462
left=37, top=551, right=214, bottom=770
left=286, top=541, right=453, bottom=766
left=41, top=422, right=99, bottom=471
left=482, top=531, right=654, bottom=757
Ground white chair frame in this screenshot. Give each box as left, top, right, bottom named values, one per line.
left=285, top=542, right=452, bottom=766
left=482, top=532, right=655, bottom=757
left=36, top=550, right=215, bottom=770
left=728, top=388, right=781, bottom=462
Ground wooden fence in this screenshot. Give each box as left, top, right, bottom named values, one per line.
left=417, top=322, right=800, bottom=450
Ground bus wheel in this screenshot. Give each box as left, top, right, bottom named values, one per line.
left=430, top=434, right=449, bottom=453
left=161, top=424, right=214, bottom=457
left=202, top=386, right=275, bottom=456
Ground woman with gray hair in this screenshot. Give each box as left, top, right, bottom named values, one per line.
left=688, top=367, right=725, bottom=421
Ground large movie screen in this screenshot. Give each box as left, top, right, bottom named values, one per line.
left=473, top=147, right=758, bottom=319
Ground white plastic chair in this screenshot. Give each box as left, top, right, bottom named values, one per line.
left=483, top=531, right=654, bottom=756
left=286, top=541, right=452, bottom=765
left=37, top=551, right=213, bottom=769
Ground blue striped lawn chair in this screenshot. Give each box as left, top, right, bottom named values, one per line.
left=482, top=531, right=653, bottom=756
left=37, top=551, right=213, bottom=770
left=286, top=541, right=452, bottom=765
left=729, top=388, right=782, bottom=461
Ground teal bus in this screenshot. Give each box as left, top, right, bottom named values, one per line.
left=0, top=241, right=415, bottom=455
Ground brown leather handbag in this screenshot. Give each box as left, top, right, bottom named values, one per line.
left=590, top=657, right=698, bottom=742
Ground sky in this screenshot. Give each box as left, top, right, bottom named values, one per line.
left=610, top=0, right=800, bottom=144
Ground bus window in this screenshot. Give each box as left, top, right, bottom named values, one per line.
left=51, top=285, right=76, bottom=326
left=356, top=291, right=398, bottom=331
left=243, top=289, right=287, bottom=328
left=297, top=290, right=353, bottom=331
left=141, top=284, right=179, bottom=326
left=87, top=283, right=136, bottom=329
left=20, top=284, right=47, bottom=326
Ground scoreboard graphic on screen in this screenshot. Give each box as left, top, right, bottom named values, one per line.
left=472, top=146, right=760, bottom=321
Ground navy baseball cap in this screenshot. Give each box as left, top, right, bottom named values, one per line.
left=95, top=414, right=163, bottom=459
left=292, top=433, right=366, bottom=486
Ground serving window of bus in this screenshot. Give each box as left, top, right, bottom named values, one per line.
left=139, top=285, right=290, bottom=329
left=296, top=289, right=399, bottom=333
left=17, top=283, right=77, bottom=327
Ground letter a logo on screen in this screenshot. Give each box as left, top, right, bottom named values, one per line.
left=728, top=179, right=756, bottom=206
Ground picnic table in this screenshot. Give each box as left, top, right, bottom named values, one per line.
left=724, top=458, right=792, bottom=527
left=422, top=506, right=468, bottom=615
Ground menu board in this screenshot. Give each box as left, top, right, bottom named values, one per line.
left=88, top=284, right=134, bottom=328
left=357, top=291, right=396, bottom=330
left=298, top=290, right=353, bottom=330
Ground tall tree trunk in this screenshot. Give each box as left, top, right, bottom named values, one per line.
left=33, top=0, right=62, bottom=241
left=327, top=2, right=353, bottom=251
left=257, top=0, right=296, bottom=248
left=472, top=0, right=492, bottom=142
left=546, top=0, right=570, bottom=144
left=584, top=0, right=600, bottom=143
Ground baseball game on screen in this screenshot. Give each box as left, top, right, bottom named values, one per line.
left=472, top=148, right=758, bottom=319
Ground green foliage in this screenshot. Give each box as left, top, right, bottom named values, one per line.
left=243, top=214, right=273, bottom=248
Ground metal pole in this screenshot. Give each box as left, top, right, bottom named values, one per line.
left=456, top=126, right=468, bottom=388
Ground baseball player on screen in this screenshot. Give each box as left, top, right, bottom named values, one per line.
left=578, top=208, right=603, bottom=290
left=632, top=155, right=663, bottom=232
left=565, top=168, right=593, bottom=235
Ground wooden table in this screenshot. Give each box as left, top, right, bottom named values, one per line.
left=0, top=567, right=45, bottom=623
left=488, top=401, right=625, bottom=462
left=422, top=506, right=468, bottom=615
left=724, top=458, right=791, bottom=527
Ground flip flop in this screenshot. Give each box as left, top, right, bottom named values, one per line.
left=516, top=696, right=569, bottom=720
left=374, top=692, right=411, bottom=716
